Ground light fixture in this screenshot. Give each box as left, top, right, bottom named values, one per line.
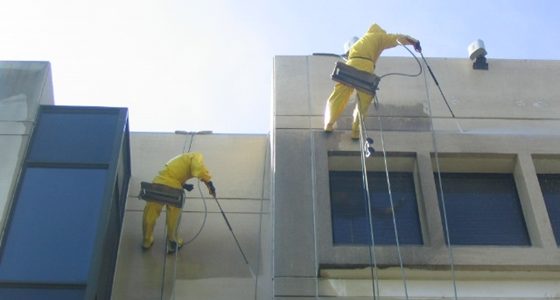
left=468, top=39, right=488, bottom=70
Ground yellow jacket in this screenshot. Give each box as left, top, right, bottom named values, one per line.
left=153, top=152, right=212, bottom=189
left=347, top=24, right=414, bottom=73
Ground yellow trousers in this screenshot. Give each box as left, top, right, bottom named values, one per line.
left=324, top=83, right=374, bottom=138
left=324, top=58, right=374, bottom=138
left=142, top=201, right=182, bottom=246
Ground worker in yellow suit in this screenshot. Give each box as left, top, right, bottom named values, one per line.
left=324, top=23, right=422, bottom=139
left=142, top=152, right=216, bottom=253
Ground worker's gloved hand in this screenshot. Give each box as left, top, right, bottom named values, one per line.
left=414, top=41, right=422, bottom=53
left=205, top=181, right=216, bottom=197
left=182, top=183, right=194, bottom=191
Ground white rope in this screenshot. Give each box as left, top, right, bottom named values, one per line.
left=358, top=112, right=381, bottom=299
left=421, top=57, right=459, bottom=300
left=375, top=94, right=410, bottom=299
left=306, top=56, right=321, bottom=299
left=168, top=133, right=210, bottom=300
left=253, top=138, right=270, bottom=299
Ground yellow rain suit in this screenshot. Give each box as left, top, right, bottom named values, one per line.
left=142, top=152, right=212, bottom=248
left=324, top=24, right=417, bottom=139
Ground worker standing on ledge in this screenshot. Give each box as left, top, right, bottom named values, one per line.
left=324, top=23, right=422, bottom=139
left=142, top=152, right=216, bottom=253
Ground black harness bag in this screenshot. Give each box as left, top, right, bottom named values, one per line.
left=331, top=61, right=380, bottom=96
left=139, top=181, right=185, bottom=208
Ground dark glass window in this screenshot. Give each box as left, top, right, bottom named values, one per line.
left=330, top=171, right=423, bottom=245
left=0, top=106, right=130, bottom=299
left=28, top=110, right=119, bottom=164
left=0, top=167, right=107, bottom=282
left=435, top=173, right=530, bottom=246
left=537, top=174, right=560, bottom=245
left=0, top=288, right=85, bottom=300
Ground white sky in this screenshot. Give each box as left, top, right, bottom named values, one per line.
left=1, top=0, right=559, bottom=133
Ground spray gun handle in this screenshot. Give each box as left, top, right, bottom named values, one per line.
left=414, top=41, right=422, bottom=53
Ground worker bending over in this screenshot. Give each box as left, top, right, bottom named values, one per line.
left=142, top=152, right=216, bottom=253
left=324, top=23, right=422, bottom=139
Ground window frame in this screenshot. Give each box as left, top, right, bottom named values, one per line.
left=316, top=148, right=430, bottom=268
left=328, top=155, right=425, bottom=246
left=313, top=132, right=560, bottom=272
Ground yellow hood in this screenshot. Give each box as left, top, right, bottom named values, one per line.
left=367, top=24, right=386, bottom=34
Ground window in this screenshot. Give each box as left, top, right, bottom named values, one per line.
left=330, top=171, right=422, bottom=245
left=0, top=167, right=107, bottom=282
left=435, top=173, right=530, bottom=246
left=533, top=155, right=560, bottom=247
left=537, top=174, right=560, bottom=245
left=0, top=106, right=131, bottom=299
left=329, top=151, right=423, bottom=246
left=28, top=109, right=120, bottom=164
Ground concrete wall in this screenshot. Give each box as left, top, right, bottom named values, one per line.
left=0, top=61, right=53, bottom=241
left=272, top=55, right=560, bottom=298
left=112, top=132, right=272, bottom=300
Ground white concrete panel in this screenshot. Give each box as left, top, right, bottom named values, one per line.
left=277, top=56, right=560, bottom=132
left=0, top=94, right=28, bottom=121
left=113, top=208, right=265, bottom=299
left=0, top=61, right=53, bottom=239
left=307, top=55, right=341, bottom=117
left=117, top=132, right=271, bottom=299
left=184, top=134, right=269, bottom=200
left=0, top=61, right=53, bottom=121
left=375, top=57, right=455, bottom=118
left=274, top=56, right=310, bottom=115
left=129, top=133, right=269, bottom=201
left=173, top=278, right=255, bottom=299
left=377, top=57, right=560, bottom=119
left=129, top=132, right=190, bottom=187
left=0, top=135, right=25, bottom=223
left=320, top=278, right=560, bottom=299
left=0, top=122, right=29, bottom=135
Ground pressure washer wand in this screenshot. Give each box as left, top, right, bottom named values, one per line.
left=212, top=195, right=255, bottom=276
left=420, top=52, right=456, bottom=118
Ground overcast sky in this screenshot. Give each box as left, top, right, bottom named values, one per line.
left=1, top=0, right=559, bottom=133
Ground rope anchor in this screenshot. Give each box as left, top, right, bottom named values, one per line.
left=364, top=137, right=375, bottom=157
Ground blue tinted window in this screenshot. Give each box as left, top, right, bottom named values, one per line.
left=0, top=287, right=85, bottom=300
left=0, top=167, right=107, bottom=282
left=435, top=173, right=530, bottom=246
left=28, top=110, right=118, bottom=164
left=537, top=174, right=560, bottom=245
left=330, top=171, right=423, bottom=245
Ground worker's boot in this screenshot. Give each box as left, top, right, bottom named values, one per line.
left=351, top=130, right=360, bottom=140
left=142, top=238, right=154, bottom=250
left=167, top=239, right=184, bottom=254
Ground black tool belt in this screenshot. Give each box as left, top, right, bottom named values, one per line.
left=331, top=61, right=380, bottom=96
left=139, top=182, right=185, bottom=208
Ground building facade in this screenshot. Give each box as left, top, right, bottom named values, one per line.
left=272, top=55, right=560, bottom=299
left=2, top=53, right=560, bottom=299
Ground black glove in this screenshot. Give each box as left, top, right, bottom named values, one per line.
left=206, top=181, right=216, bottom=197
left=414, top=40, right=422, bottom=53
left=182, top=183, right=194, bottom=191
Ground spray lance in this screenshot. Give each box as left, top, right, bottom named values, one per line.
left=205, top=181, right=255, bottom=277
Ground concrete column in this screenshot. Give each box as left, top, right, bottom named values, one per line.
left=514, top=153, right=557, bottom=248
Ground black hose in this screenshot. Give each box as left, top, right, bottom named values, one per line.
left=420, top=52, right=456, bottom=118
